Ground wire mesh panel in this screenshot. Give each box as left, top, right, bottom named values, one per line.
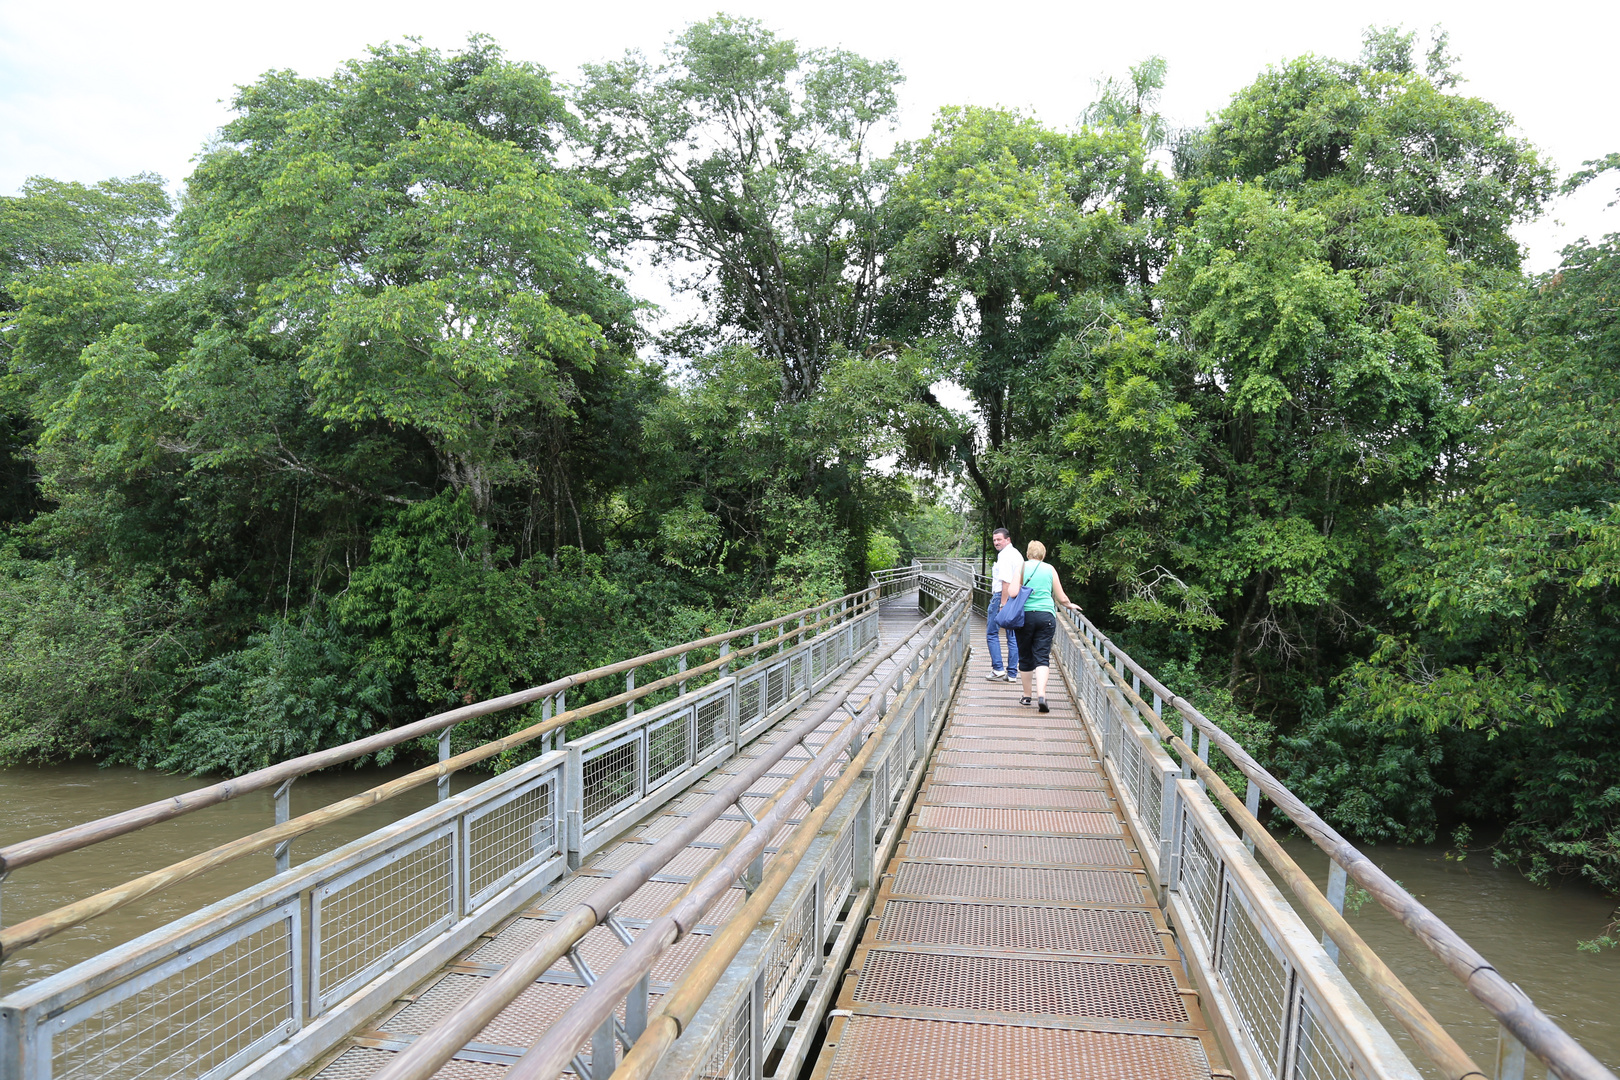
left=869, top=745, right=893, bottom=822
left=1180, top=807, right=1222, bottom=950
left=822, top=822, right=856, bottom=931
left=738, top=673, right=764, bottom=729
left=581, top=733, right=642, bottom=831
left=789, top=654, right=807, bottom=696
left=696, top=686, right=733, bottom=757
left=465, top=773, right=559, bottom=911
left=647, top=707, right=694, bottom=793
left=43, top=905, right=298, bottom=1080
left=766, top=662, right=789, bottom=713
left=699, top=996, right=752, bottom=1080
left=310, top=828, right=454, bottom=1012
left=762, top=890, right=818, bottom=1045
left=1218, top=882, right=1292, bottom=1080
left=1294, top=989, right=1356, bottom=1080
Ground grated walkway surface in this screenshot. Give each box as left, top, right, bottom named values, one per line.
left=811, top=618, right=1224, bottom=1080
left=300, top=597, right=930, bottom=1080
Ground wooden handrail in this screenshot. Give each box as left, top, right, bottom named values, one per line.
left=0, top=587, right=876, bottom=875
left=1065, top=613, right=1617, bottom=1080
left=1064, top=621, right=1483, bottom=1080
left=0, top=586, right=894, bottom=958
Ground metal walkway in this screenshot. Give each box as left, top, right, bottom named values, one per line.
left=302, top=600, right=930, bottom=1080
left=811, top=615, right=1224, bottom=1080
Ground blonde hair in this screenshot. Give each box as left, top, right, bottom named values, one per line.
left=1025, top=540, right=1046, bottom=561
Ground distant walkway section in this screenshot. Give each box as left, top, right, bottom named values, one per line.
left=812, top=620, right=1223, bottom=1080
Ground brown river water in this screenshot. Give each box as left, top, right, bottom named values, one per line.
left=0, top=762, right=479, bottom=997
left=1, top=765, right=1617, bottom=1076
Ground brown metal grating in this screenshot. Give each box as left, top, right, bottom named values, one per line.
left=588, top=842, right=716, bottom=877
left=939, top=738, right=1092, bottom=755
left=915, top=806, right=1122, bottom=836
left=945, top=708, right=1080, bottom=719
left=903, top=831, right=1134, bottom=867
left=923, top=786, right=1110, bottom=811
left=384, top=972, right=634, bottom=1048
left=946, top=723, right=1087, bottom=739
left=875, top=900, right=1165, bottom=956
left=852, top=951, right=1189, bottom=1022
left=931, top=766, right=1104, bottom=788
left=891, top=862, right=1145, bottom=905
left=936, top=751, right=1093, bottom=769
left=824, top=1016, right=1211, bottom=1080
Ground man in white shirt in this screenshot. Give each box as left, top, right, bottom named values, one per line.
left=985, top=527, right=1022, bottom=680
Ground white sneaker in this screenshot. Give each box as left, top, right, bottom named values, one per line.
left=984, top=670, right=1008, bottom=681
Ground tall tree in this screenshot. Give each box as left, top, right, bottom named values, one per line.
left=1283, top=155, right=1620, bottom=892
left=577, top=15, right=902, bottom=402
left=882, top=100, right=1173, bottom=529
left=179, top=36, right=636, bottom=524
left=1033, top=30, right=1552, bottom=708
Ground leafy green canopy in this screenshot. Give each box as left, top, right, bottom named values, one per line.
left=577, top=15, right=902, bottom=402
left=1284, top=157, right=1620, bottom=893
left=0, top=29, right=926, bottom=772
left=180, top=36, right=636, bottom=518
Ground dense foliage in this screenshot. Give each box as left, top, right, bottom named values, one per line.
left=2, top=22, right=1615, bottom=910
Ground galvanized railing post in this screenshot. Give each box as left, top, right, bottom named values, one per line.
left=1158, top=772, right=1178, bottom=903
left=273, top=778, right=294, bottom=873
left=1497, top=1021, right=1528, bottom=1080
left=677, top=653, right=688, bottom=695
left=566, top=743, right=584, bottom=870
left=853, top=788, right=875, bottom=889
left=750, top=969, right=766, bottom=1080
left=591, top=1014, right=614, bottom=1080
left=437, top=729, right=453, bottom=802
left=1323, top=861, right=1348, bottom=963
left=720, top=641, right=730, bottom=676
left=1244, top=779, right=1261, bottom=855
left=627, top=971, right=650, bottom=1043
left=626, top=667, right=637, bottom=719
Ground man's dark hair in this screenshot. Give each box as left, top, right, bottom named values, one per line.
left=992, top=527, right=1011, bottom=540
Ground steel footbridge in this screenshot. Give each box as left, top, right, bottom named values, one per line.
left=0, top=563, right=1611, bottom=1080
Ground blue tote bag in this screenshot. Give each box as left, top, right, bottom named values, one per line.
left=991, top=561, right=1032, bottom=629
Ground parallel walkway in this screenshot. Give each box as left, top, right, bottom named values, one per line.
left=812, top=616, right=1225, bottom=1080
left=302, top=598, right=930, bottom=1080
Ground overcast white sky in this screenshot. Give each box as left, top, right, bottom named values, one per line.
left=2, top=0, right=1615, bottom=277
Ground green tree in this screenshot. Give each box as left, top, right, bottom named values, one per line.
left=180, top=36, right=635, bottom=523
left=1285, top=156, right=1620, bottom=891
left=577, top=15, right=901, bottom=402
left=882, top=101, right=1173, bottom=529
left=1034, top=31, right=1551, bottom=713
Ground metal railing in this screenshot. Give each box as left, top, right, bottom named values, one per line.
left=879, top=558, right=992, bottom=614
left=349, top=568, right=969, bottom=1080
left=547, top=577, right=973, bottom=1080
left=1054, top=610, right=1617, bottom=1080
left=0, top=585, right=892, bottom=1080
left=656, top=604, right=967, bottom=1080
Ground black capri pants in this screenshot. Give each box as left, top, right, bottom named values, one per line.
left=1014, top=610, right=1056, bottom=671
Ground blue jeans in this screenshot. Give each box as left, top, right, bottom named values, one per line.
left=986, top=592, right=1020, bottom=673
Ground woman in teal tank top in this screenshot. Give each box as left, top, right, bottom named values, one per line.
left=1006, top=540, right=1081, bottom=712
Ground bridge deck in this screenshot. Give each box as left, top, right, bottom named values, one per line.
left=811, top=617, right=1225, bottom=1080
left=299, top=598, right=929, bottom=1080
